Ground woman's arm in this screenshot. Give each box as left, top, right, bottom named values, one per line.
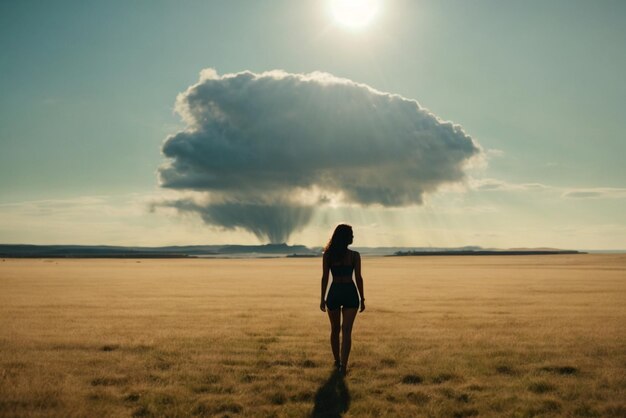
left=354, top=251, right=365, bottom=312
left=320, top=253, right=330, bottom=311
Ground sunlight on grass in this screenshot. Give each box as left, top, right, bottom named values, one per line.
left=1, top=255, right=625, bottom=417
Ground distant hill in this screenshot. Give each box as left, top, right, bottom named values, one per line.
left=0, top=244, right=194, bottom=258
left=0, top=244, right=591, bottom=258
left=0, top=243, right=316, bottom=258
left=354, top=246, right=483, bottom=256
left=218, top=243, right=314, bottom=254
left=392, top=249, right=584, bottom=256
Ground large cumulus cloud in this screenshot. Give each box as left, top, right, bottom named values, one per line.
left=158, top=69, right=481, bottom=242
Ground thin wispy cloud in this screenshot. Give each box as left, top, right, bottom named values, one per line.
left=0, top=193, right=237, bottom=246
left=485, top=148, right=504, bottom=159
left=562, top=188, right=626, bottom=199
left=468, top=178, right=626, bottom=200
left=469, top=178, right=550, bottom=192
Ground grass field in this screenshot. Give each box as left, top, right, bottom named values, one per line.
left=1, top=255, right=625, bottom=417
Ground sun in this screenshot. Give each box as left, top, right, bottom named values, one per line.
left=330, top=0, right=380, bottom=29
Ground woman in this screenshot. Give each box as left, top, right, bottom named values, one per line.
left=320, top=224, right=365, bottom=375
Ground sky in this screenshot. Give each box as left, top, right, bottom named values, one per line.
left=1, top=0, right=625, bottom=249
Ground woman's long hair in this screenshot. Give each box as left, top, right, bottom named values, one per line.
left=324, top=224, right=353, bottom=264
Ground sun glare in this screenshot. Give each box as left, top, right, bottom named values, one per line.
left=330, top=0, right=380, bottom=29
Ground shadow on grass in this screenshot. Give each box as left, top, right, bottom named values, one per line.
left=311, top=370, right=350, bottom=418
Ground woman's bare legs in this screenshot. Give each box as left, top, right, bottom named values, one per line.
left=340, top=308, right=358, bottom=372
left=327, top=308, right=341, bottom=365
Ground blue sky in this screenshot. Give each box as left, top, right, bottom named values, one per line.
left=1, top=0, right=625, bottom=248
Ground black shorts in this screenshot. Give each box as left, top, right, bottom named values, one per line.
left=326, top=282, right=360, bottom=311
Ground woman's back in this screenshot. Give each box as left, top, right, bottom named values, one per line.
left=329, top=250, right=355, bottom=280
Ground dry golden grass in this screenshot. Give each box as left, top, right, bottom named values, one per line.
left=1, top=254, right=625, bottom=417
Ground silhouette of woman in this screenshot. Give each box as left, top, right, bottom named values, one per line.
left=320, top=224, right=365, bottom=375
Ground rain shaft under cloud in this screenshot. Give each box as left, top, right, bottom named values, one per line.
left=157, top=69, right=481, bottom=243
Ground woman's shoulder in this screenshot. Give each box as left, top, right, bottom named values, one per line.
left=349, top=249, right=360, bottom=258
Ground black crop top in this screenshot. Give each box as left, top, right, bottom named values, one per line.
left=329, top=251, right=355, bottom=278
left=330, top=264, right=354, bottom=277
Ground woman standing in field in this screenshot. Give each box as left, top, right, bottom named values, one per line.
left=320, top=224, right=365, bottom=375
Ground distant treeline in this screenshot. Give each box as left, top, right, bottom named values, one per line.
left=0, top=243, right=315, bottom=258
left=0, top=244, right=586, bottom=258
left=392, top=250, right=584, bottom=256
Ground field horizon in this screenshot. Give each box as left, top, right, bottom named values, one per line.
left=1, top=254, right=625, bottom=417
left=0, top=243, right=605, bottom=259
